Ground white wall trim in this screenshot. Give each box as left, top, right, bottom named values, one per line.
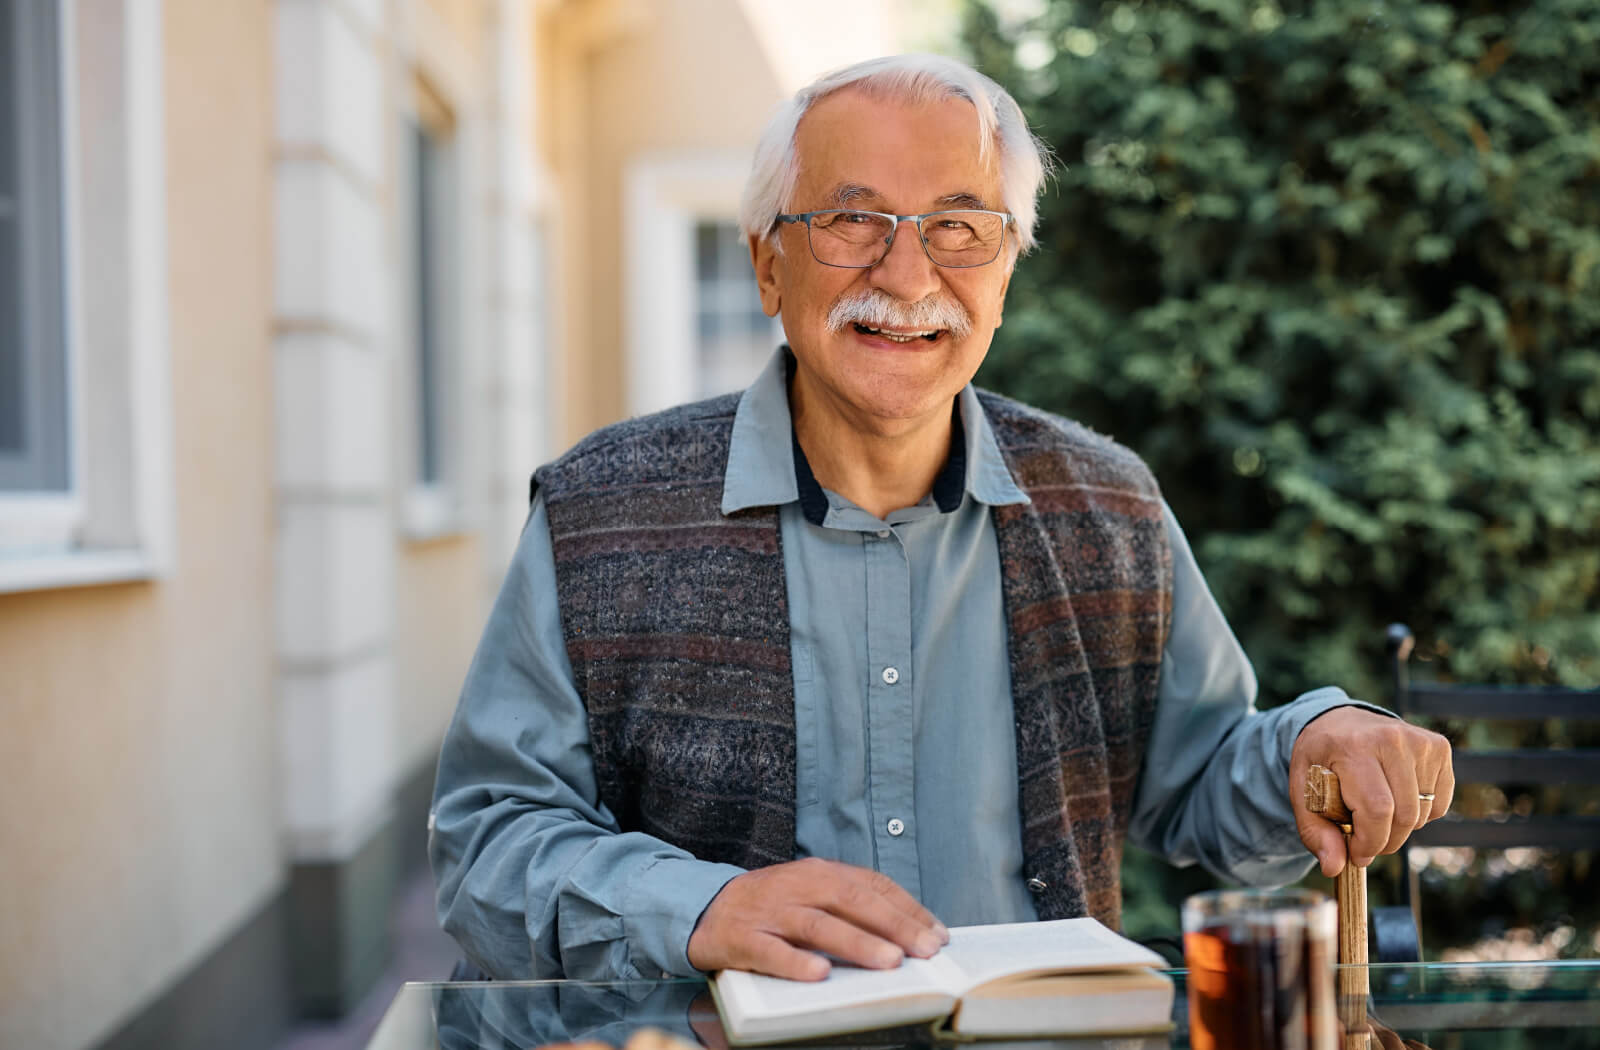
left=0, top=549, right=158, bottom=594
left=275, top=0, right=386, bottom=194
left=273, top=0, right=399, bottom=866
left=125, top=0, right=176, bottom=576
left=58, top=0, right=86, bottom=537
left=278, top=649, right=398, bottom=862
left=283, top=798, right=396, bottom=863
left=401, top=482, right=463, bottom=542
left=0, top=496, right=79, bottom=552
left=471, top=0, right=550, bottom=579
left=623, top=150, right=755, bottom=418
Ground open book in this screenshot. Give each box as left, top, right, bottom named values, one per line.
left=711, top=917, right=1174, bottom=1045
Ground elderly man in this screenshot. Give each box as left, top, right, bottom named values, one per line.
left=429, top=54, right=1453, bottom=984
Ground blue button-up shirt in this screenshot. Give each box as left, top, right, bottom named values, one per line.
left=430, top=348, right=1378, bottom=981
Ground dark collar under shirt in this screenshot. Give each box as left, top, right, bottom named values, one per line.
left=789, top=402, right=968, bottom=527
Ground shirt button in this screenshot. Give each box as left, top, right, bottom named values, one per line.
left=876, top=529, right=891, bottom=538
left=887, top=818, right=906, bottom=836
left=881, top=666, right=900, bottom=685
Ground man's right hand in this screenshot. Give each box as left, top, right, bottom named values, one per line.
left=686, top=858, right=949, bottom=981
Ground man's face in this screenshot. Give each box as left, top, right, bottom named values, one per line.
left=750, top=89, right=1015, bottom=436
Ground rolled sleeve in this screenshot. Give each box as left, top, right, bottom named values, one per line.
left=625, top=855, right=745, bottom=976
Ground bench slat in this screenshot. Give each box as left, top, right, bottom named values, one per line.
left=1454, top=750, right=1600, bottom=784
left=1402, top=685, right=1600, bottom=721
left=1411, top=816, right=1600, bottom=850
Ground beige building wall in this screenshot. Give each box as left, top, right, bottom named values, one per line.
left=0, top=2, right=280, bottom=1048
left=541, top=0, right=906, bottom=446
left=536, top=0, right=781, bottom=444
left=394, top=536, right=486, bottom=775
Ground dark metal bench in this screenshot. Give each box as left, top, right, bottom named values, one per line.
left=1376, top=623, right=1600, bottom=961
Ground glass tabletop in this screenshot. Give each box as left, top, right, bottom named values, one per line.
left=368, top=962, right=1600, bottom=1050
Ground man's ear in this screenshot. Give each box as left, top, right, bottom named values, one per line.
left=749, top=232, right=783, bottom=317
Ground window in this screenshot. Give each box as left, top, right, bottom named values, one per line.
left=0, top=0, right=71, bottom=500
left=402, top=77, right=462, bottom=536
left=694, top=220, right=781, bottom=399
left=0, top=0, right=174, bottom=592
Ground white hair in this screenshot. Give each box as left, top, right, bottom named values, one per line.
left=738, top=53, right=1051, bottom=256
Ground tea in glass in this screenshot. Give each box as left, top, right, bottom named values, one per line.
left=1182, top=888, right=1337, bottom=1050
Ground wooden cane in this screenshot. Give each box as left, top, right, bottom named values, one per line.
left=1305, top=764, right=1370, bottom=1050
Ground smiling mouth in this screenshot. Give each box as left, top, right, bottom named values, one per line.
left=853, top=323, right=942, bottom=343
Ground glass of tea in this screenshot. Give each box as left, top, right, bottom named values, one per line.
left=1182, top=888, right=1337, bottom=1050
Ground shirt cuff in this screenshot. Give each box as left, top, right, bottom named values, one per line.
left=1278, top=686, right=1396, bottom=756
left=1268, top=686, right=1398, bottom=826
left=624, top=855, right=746, bottom=978
left=1223, top=690, right=1398, bottom=884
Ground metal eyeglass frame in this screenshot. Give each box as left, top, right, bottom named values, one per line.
left=774, top=208, right=1016, bottom=269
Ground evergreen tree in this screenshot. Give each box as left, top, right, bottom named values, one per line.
left=963, top=0, right=1600, bottom=952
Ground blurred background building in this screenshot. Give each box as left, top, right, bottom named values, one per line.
left=0, top=2, right=955, bottom=1048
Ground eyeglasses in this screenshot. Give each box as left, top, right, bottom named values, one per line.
left=775, top=209, right=1015, bottom=269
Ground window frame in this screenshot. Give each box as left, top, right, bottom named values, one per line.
left=396, top=51, right=475, bottom=542
left=624, top=152, right=781, bottom=418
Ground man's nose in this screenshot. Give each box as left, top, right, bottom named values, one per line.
left=868, top=218, right=942, bottom=304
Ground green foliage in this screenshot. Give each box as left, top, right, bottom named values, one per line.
left=963, top=0, right=1600, bottom=950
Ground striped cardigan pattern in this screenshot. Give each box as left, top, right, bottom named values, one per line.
left=533, top=389, right=1172, bottom=928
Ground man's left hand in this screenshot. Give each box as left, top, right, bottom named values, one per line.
left=1290, top=706, right=1454, bottom=877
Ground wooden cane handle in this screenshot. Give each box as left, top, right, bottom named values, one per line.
left=1305, top=763, right=1353, bottom=826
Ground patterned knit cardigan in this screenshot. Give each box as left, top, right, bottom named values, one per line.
left=533, top=389, right=1173, bottom=928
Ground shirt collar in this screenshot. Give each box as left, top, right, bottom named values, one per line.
left=721, top=349, right=801, bottom=514
left=721, top=346, right=1031, bottom=517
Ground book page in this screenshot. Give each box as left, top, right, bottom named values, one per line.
left=719, top=951, right=968, bottom=1019
left=941, top=917, right=1166, bottom=990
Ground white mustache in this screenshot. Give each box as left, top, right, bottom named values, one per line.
left=825, top=289, right=973, bottom=340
